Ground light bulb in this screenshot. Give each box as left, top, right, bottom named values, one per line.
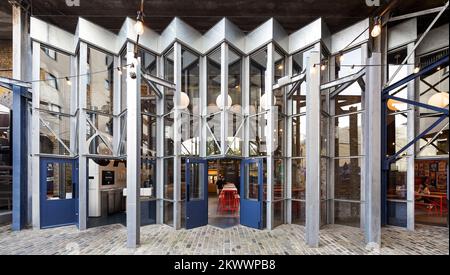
left=413, top=66, right=420, bottom=74
left=320, top=64, right=327, bottom=71
left=371, top=17, right=382, bottom=38
left=135, top=20, right=145, bottom=36
left=65, top=77, right=72, bottom=86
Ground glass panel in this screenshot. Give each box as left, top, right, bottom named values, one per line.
left=164, top=201, right=174, bottom=226
left=273, top=200, right=285, bottom=227
left=335, top=84, right=363, bottom=115
left=274, top=49, right=285, bottom=83
left=39, top=46, right=72, bottom=114
left=274, top=114, right=285, bottom=157
left=181, top=48, right=200, bottom=115
left=292, top=115, right=306, bottom=157
left=139, top=48, right=157, bottom=76
left=414, top=159, right=448, bottom=226
left=335, top=47, right=362, bottom=79
left=292, top=47, right=313, bottom=76
left=40, top=111, right=71, bottom=155
left=45, top=162, right=74, bottom=200
left=227, top=111, right=244, bottom=156
left=228, top=48, right=242, bottom=113
left=334, top=201, right=360, bottom=227
left=86, top=112, right=114, bottom=155
left=250, top=48, right=267, bottom=114
left=87, top=47, right=114, bottom=114
left=292, top=200, right=306, bottom=225
left=164, top=48, right=175, bottom=113
left=245, top=162, right=259, bottom=200
left=334, top=158, right=361, bottom=201
left=387, top=157, right=408, bottom=200
left=386, top=113, right=408, bottom=156
left=164, top=113, right=174, bottom=156
left=292, top=159, right=306, bottom=200
left=180, top=113, right=200, bottom=156
left=291, top=86, right=306, bottom=115
left=249, top=113, right=267, bottom=156
left=274, top=159, right=285, bottom=200
left=164, top=158, right=174, bottom=200
left=141, top=161, right=156, bottom=198
left=189, top=163, right=204, bottom=201
left=335, top=114, right=362, bottom=157
left=207, top=48, right=221, bottom=109
left=119, top=114, right=126, bottom=156
left=141, top=114, right=157, bottom=157
left=320, top=158, right=328, bottom=200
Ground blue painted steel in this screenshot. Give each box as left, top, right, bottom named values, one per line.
left=385, top=95, right=449, bottom=115
left=12, top=85, right=28, bottom=231
left=40, top=158, right=79, bottom=229
left=185, top=159, right=208, bottom=229
left=240, top=159, right=263, bottom=229
left=383, top=55, right=449, bottom=95
left=381, top=55, right=449, bottom=227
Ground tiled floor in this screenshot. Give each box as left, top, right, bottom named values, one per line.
left=0, top=223, right=447, bottom=255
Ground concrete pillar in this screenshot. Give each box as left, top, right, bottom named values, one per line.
left=364, top=53, right=382, bottom=248
left=305, top=47, right=321, bottom=247
left=126, top=50, right=141, bottom=248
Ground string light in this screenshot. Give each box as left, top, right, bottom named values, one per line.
left=413, top=66, right=420, bottom=74
left=65, top=77, right=72, bottom=86
left=117, top=67, right=123, bottom=75
left=371, top=17, right=382, bottom=38
left=320, top=63, right=327, bottom=71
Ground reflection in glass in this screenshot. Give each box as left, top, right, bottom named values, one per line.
left=245, top=162, right=259, bottom=200
left=249, top=48, right=267, bottom=114
left=292, top=159, right=306, bottom=200
left=45, top=162, right=74, bottom=200
left=164, top=158, right=174, bottom=200
left=335, top=47, right=362, bottom=79
left=141, top=114, right=157, bottom=157
left=387, top=158, right=408, bottom=200
left=40, top=46, right=72, bottom=114
left=334, top=158, right=361, bottom=201
left=334, top=201, right=360, bottom=227
left=141, top=160, right=157, bottom=198
left=292, top=200, right=306, bottom=225
left=335, top=114, right=362, bottom=157
left=292, top=115, right=306, bottom=157
left=40, top=112, right=71, bottom=155
left=87, top=47, right=114, bottom=114
left=274, top=159, right=285, bottom=200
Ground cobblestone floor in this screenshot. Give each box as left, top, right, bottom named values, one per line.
left=0, top=223, right=448, bottom=255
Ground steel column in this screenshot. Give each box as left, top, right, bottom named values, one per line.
left=126, top=49, right=141, bottom=248
left=266, top=43, right=274, bottom=230
left=364, top=53, right=382, bottom=247
left=305, top=46, right=321, bottom=247
left=31, top=41, right=40, bottom=229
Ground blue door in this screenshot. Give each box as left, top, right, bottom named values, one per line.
left=240, top=159, right=263, bottom=229
left=40, top=158, right=78, bottom=229
left=186, top=159, right=208, bottom=229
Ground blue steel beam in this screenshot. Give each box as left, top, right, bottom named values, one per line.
left=383, top=55, right=449, bottom=95
left=385, top=114, right=448, bottom=169
left=385, top=95, right=449, bottom=115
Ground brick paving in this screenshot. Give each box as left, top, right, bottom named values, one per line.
left=0, top=223, right=447, bottom=255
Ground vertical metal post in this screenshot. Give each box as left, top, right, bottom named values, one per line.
left=266, top=43, right=275, bottom=230
left=243, top=55, right=250, bottom=158
left=360, top=44, right=369, bottom=229
left=220, top=43, right=229, bottom=155
left=200, top=55, right=208, bottom=158
left=126, top=49, right=141, bottom=248
left=305, top=47, right=321, bottom=247
left=173, top=42, right=182, bottom=229
left=31, top=41, right=40, bottom=229
left=406, top=43, right=416, bottom=231
left=12, top=86, right=28, bottom=231
left=364, top=53, right=382, bottom=247
left=286, top=55, right=293, bottom=224
left=113, top=55, right=122, bottom=156
left=78, top=43, right=88, bottom=231
left=328, top=55, right=336, bottom=225
left=156, top=56, right=165, bottom=224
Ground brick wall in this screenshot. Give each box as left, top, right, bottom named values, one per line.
left=0, top=40, right=13, bottom=109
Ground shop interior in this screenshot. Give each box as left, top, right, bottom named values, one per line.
left=207, top=159, right=241, bottom=228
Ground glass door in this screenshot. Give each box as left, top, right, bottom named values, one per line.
left=186, top=159, right=208, bottom=229
left=240, top=158, right=263, bottom=229
left=40, top=158, right=78, bottom=228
